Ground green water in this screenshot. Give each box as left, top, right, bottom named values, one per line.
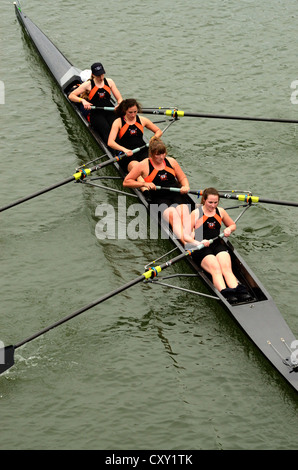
left=1, top=0, right=298, bottom=450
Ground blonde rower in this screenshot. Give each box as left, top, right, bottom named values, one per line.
left=123, top=138, right=192, bottom=244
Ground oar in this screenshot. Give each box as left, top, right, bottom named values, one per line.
left=0, top=146, right=148, bottom=213
left=0, top=115, right=177, bottom=214
left=91, top=106, right=298, bottom=124
left=155, top=186, right=298, bottom=207
left=91, top=106, right=181, bottom=125
left=217, top=192, right=298, bottom=207
left=0, top=237, right=219, bottom=375
left=91, top=106, right=183, bottom=121
left=137, top=108, right=298, bottom=125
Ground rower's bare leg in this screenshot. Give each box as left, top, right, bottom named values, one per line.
left=176, top=204, right=192, bottom=241
left=216, top=251, right=238, bottom=288
left=163, top=207, right=185, bottom=243
left=201, top=255, right=227, bottom=291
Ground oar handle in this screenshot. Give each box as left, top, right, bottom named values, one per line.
left=185, top=233, right=225, bottom=253
left=155, top=186, right=180, bottom=192
left=90, top=106, right=115, bottom=111
left=155, top=186, right=202, bottom=197
left=89, top=144, right=149, bottom=172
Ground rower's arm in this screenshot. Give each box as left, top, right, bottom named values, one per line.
left=141, top=117, right=162, bottom=139
left=69, top=82, right=91, bottom=109
left=107, top=78, right=123, bottom=105
left=169, top=158, right=190, bottom=193
left=123, top=161, right=155, bottom=189
left=221, top=208, right=236, bottom=236
left=107, top=119, right=132, bottom=155
left=182, top=210, right=201, bottom=245
left=69, top=82, right=89, bottom=103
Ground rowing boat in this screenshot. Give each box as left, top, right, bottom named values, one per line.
left=12, top=3, right=298, bottom=392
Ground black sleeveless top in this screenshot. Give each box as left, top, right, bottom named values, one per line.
left=89, top=78, right=113, bottom=107
left=116, top=115, right=145, bottom=150
left=145, top=157, right=189, bottom=208
left=145, top=157, right=179, bottom=188
left=194, top=206, right=222, bottom=241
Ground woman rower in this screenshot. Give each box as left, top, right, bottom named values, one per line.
left=108, top=99, right=162, bottom=172
left=68, top=62, right=123, bottom=144
left=123, top=138, right=192, bottom=244
left=183, top=187, right=251, bottom=303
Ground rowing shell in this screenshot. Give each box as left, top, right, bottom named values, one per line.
left=12, top=3, right=298, bottom=392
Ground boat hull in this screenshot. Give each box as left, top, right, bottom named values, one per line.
left=14, top=4, right=298, bottom=392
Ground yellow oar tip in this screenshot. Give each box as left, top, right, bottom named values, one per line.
left=165, top=109, right=185, bottom=117
left=73, top=168, right=91, bottom=180
left=143, top=266, right=162, bottom=279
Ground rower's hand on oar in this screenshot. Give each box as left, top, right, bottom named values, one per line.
left=81, top=99, right=92, bottom=110
left=122, top=148, right=133, bottom=157
left=190, top=239, right=210, bottom=247
left=180, top=185, right=190, bottom=194
left=223, top=227, right=232, bottom=237
left=144, top=182, right=156, bottom=190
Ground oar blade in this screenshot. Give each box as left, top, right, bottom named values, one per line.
left=0, top=345, right=15, bottom=375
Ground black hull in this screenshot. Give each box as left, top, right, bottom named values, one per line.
left=14, top=3, right=298, bottom=392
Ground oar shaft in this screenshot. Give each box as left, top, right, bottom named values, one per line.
left=155, top=186, right=298, bottom=207
left=0, top=176, right=75, bottom=212
left=0, top=145, right=149, bottom=213
left=89, top=145, right=148, bottom=171
left=257, top=197, right=298, bottom=207
left=0, top=233, right=220, bottom=375
left=15, top=275, right=146, bottom=350
left=140, top=108, right=298, bottom=124
left=14, top=255, right=182, bottom=350
left=14, top=237, right=211, bottom=350
left=0, top=167, right=94, bottom=213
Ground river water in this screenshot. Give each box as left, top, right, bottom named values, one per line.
left=1, top=0, right=298, bottom=451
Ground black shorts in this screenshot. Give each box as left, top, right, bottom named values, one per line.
left=192, top=240, right=229, bottom=266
